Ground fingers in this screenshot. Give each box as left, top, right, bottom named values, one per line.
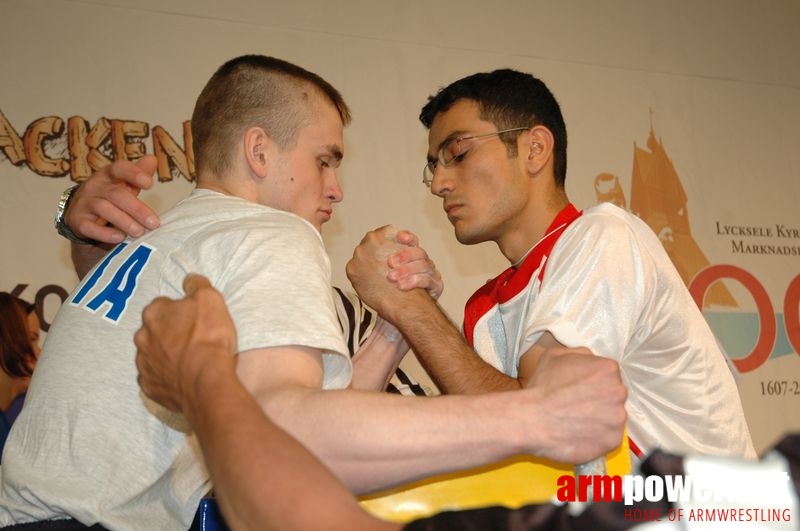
left=105, top=155, right=158, bottom=190
left=523, top=349, right=627, bottom=462
left=89, top=156, right=157, bottom=196
left=395, top=272, right=443, bottom=297
left=356, top=225, right=396, bottom=244
left=133, top=274, right=234, bottom=418
left=395, top=229, right=419, bottom=247
left=103, top=183, right=159, bottom=231
left=134, top=297, right=182, bottom=412
left=183, top=273, right=213, bottom=296
left=133, top=321, right=149, bottom=355
left=357, top=227, right=444, bottom=298
left=74, top=219, right=128, bottom=245
left=379, top=225, right=398, bottom=242
left=531, top=348, right=616, bottom=389
left=65, top=157, right=160, bottom=244
left=75, top=196, right=151, bottom=243
left=348, top=225, right=441, bottom=310
left=388, top=268, right=443, bottom=299
left=537, top=345, right=593, bottom=360
left=385, top=244, right=443, bottom=299
left=132, top=155, right=158, bottom=188
left=139, top=295, right=174, bottom=330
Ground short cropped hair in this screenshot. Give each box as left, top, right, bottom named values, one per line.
left=419, top=69, right=567, bottom=187
left=192, top=55, right=351, bottom=179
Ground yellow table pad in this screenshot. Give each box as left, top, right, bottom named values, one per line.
left=359, top=435, right=631, bottom=523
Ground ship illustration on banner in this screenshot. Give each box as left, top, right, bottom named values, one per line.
left=593, top=120, right=796, bottom=371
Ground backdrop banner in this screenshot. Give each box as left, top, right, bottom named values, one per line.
left=1, top=0, right=797, bottom=455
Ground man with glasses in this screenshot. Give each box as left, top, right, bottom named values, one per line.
left=348, top=68, right=755, bottom=461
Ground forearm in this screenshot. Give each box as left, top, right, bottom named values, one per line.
left=258, top=384, right=532, bottom=494
left=349, top=319, right=409, bottom=392
left=185, top=361, right=396, bottom=531
left=385, top=290, right=520, bottom=394
left=71, top=242, right=113, bottom=280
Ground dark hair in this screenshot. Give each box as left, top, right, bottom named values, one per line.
left=419, top=69, right=567, bottom=187
left=0, top=293, right=37, bottom=378
left=191, top=54, right=351, bottom=178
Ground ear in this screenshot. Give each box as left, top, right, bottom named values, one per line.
left=523, top=125, right=554, bottom=176
left=244, top=127, right=270, bottom=178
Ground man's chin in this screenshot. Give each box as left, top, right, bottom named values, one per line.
left=454, top=227, right=484, bottom=246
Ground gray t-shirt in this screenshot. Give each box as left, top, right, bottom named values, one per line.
left=0, top=189, right=350, bottom=530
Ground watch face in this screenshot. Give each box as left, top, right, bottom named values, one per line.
left=57, top=192, right=69, bottom=218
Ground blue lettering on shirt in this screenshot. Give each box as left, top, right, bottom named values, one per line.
left=71, top=243, right=128, bottom=305
left=71, top=243, right=154, bottom=322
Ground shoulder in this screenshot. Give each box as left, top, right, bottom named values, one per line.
left=182, top=194, right=324, bottom=249
left=548, top=203, right=664, bottom=269
left=557, top=203, right=635, bottom=245
left=566, top=203, right=662, bottom=244
left=160, top=193, right=328, bottom=277
left=172, top=189, right=321, bottom=234
left=580, top=202, right=637, bottom=228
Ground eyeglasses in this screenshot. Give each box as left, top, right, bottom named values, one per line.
left=421, top=127, right=529, bottom=187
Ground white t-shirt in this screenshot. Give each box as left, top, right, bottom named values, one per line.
left=465, top=202, right=755, bottom=460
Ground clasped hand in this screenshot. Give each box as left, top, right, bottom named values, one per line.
left=346, top=225, right=442, bottom=317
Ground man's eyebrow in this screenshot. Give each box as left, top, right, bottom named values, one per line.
left=437, top=130, right=469, bottom=150
left=324, top=145, right=344, bottom=161
left=428, top=130, right=469, bottom=162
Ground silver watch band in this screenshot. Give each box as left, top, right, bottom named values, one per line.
left=54, top=184, right=98, bottom=245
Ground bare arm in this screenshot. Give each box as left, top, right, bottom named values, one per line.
left=388, top=291, right=521, bottom=394
left=347, top=232, right=443, bottom=392
left=347, top=225, right=521, bottom=394
left=187, top=363, right=398, bottom=531
left=62, top=156, right=161, bottom=278
left=70, top=243, right=115, bottom=281
left=349, top=317, right=410, bottom=392
left=135, top=276, right=397, bottom=531
left=138, top=275, right=627, bottom=496
left=384, top=294, right=562, bottom=395
left=240, top=355, right=532, bottom=493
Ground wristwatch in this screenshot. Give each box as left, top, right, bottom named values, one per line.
left=55, top=184, right=97, bottom=245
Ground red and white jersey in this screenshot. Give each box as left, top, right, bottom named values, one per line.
left=463, top=202, right=755, bottom=459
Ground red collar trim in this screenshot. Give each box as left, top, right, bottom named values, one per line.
left=495, top=203, right=582, bottom=303
left=463, top=204, right=582, bottom=342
